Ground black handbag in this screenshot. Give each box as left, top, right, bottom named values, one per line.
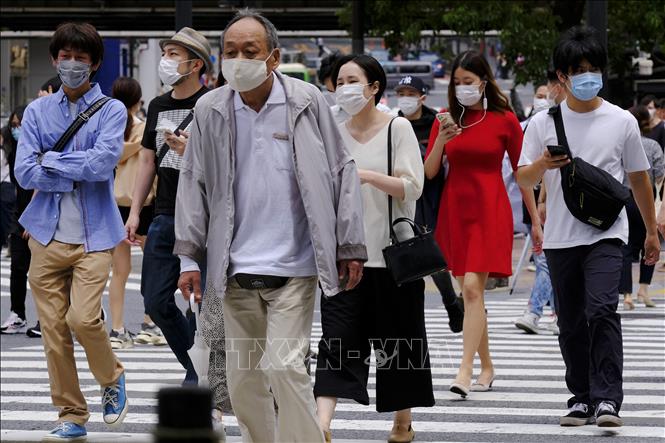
left=381, top=118, right=447, bottom=286
left=549, top=105, right=631, bottom=231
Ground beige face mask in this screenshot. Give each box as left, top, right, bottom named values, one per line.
left=222, top=50, right=274, bottom=92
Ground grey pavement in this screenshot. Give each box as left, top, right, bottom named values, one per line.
left=1, top=236, right=664, bottom=442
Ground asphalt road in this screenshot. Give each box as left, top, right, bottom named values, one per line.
left=1, top=237, right=664, bottom=442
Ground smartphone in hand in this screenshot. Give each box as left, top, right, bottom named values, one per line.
left=436, top=112, right=455, bottom=129
left=546, top=145, right=568, bottom=157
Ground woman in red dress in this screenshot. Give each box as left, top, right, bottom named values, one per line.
left=424, top=51, right=541, bottom=397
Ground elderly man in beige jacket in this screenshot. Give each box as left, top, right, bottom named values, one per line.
left=174, top=8, right=367, bottom=443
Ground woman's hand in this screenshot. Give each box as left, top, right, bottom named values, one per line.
left=437, top=122, right=462, bottom=146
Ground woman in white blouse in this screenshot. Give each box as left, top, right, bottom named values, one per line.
left=314, top=54, right=434, bottom=443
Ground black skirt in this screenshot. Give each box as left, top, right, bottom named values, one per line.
left=118, top=205, right=154, bottom=237
left=313, top=268, right=435, bottom=412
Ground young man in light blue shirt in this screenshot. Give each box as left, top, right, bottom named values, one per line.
left=15, top=22, right=128, bottom=441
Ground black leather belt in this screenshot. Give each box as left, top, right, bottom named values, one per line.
left=234, top=273, right=290, bottom=290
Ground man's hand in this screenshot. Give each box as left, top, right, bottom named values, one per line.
left=338, top=259, right=363, bottom=291
left=657, top=204, right=665, bottom=237
left=21, top=230, right=30, bottom=240
left=539, top=150, right=570, bottom=170
left=643, top=233, right=661, bottom=266
left=165, top=130, right=189, bottom=156
left=178, top=271, right=203, bottom=303
left=124, top=211, right=142, bottom=246
left=531, top=223, right=544, bottom=255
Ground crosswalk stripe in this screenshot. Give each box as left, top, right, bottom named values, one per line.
left=2, top=253, right=663, bottom=441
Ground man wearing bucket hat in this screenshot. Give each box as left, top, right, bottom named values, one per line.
left=126, top=26, right=220, bottom=393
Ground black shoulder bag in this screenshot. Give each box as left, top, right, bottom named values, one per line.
left=382, top=117, right=447, bottom=286
left=155, top=109, right=195, bottom=168
left=50, top=97, right=111, bottom=153
left=549, top=105, right=631, bottom=231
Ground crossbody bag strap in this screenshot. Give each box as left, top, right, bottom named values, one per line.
left=156, top=109, right=195, bottom=169
left=387, top=116, right=398, bottom=242
left=548, top=105, right=573, bottom=159
left=51, top=97, right=112, bottom=153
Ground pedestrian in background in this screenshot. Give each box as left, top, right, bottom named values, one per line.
left=14, top=22, right=129, bottom=440
left=108, top=76, right=164, bottom=348
left=619, top=104, right=664, bottom=310
left=514, top=70, right=567, bottom=335
left=0, top=116, right=16, bottom=253
left=315, top=54, right=433, bottom=443
left=516, top=26, right=660, bottom=427
left=641, top=94, right=665, bottom=151
left=175, top=9, right=367, bottom=442
left=126, top=26, right=212, bottom=385
left=395, top=74, right=464, bottom=333
left=1, top=106, right=32, bottom=336
left=424, top=50, right=541, bottom=398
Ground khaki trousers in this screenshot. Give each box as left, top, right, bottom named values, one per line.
left=223, top=276, right=324, bottom=443
left=28, top=239, right=124, bottom=425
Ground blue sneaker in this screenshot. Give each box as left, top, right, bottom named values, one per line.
left=102, top=372, right=128, bottom=428
left=43, top=422, right=87, bottom=441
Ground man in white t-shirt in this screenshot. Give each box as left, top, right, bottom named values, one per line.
left=516, top=26, right=660, bottom=429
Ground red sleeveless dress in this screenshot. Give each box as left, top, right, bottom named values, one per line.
left=425, top=109, right=523, bottom=278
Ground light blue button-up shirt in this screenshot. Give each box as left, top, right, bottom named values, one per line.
left=15, top=83, right=127, bottom=252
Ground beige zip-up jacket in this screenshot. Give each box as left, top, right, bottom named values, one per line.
left=173, top=71, right=367, bottom=297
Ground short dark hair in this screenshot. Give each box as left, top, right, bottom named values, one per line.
left=640, top=94, right=657, bottom=107
left=553, top=26, right=607, bottom=75
left=657, top=97, right=665, bottom=109
left=318, top=51, right=343, bottom=84
left=49, top=22, right=104, bottom=66
left=330, top=54, right=386, bottom=106
left=546, top=69, right=559, bottom=84
left=629, top=105, right=651, bottom=135
left=222, top=8, right=279, bottom=51
left=448, top=50, right=511, bottom=124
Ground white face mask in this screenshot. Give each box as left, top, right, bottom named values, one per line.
left=456, top=84, right=483, bottom=107
left=222, top=50, right=273, bottom=92
left=158, top=57, right=194, bottom=86
left=648, top=108, right=656, bottom=120
left=532, top=97, right=550, bottom=114
left=397, top=96, right=421, bottom=116
left=335, top=84, right=372, bottom=116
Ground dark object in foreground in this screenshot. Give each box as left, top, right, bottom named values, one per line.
left=154, top=386, right=219, bottom=442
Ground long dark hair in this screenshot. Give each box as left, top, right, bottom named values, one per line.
left=1, top=106, right=26, bottom=160
left=448, top=50, right=511, bottom=124
left=111, top=77, right=142, bottom=141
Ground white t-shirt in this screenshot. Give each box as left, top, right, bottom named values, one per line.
left=518, top=99, right=649, bottom=249
left=339, top=116, right=424, bottom=267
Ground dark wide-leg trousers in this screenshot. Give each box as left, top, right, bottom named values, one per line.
left=314, top=268, right=435, bottom=412
left=545, top=239, right=624, bottom=411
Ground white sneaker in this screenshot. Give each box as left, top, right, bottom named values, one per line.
left=134, top=322, right=168, bottom=346
left=547, top=316, right=560, bottom=335
left=109, top=329, right=134, bottom=349
left=1, top=312, right=27, bottom=334
left=1, top=311, right=20, bottom=330
left=514, top=312, right=540, bottom=334
left=212, top=408, right=227, bottom=442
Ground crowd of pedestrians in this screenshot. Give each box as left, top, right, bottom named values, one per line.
left=0, top=8, right=664, bottom=443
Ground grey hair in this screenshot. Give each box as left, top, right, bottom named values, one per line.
left=222, top=8, right=279, bottom=51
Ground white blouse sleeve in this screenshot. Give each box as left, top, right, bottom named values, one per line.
left=392, top=117, right=424, bottom=202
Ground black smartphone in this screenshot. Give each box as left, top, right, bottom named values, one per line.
left=546, top=145, right=567, bottom=157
